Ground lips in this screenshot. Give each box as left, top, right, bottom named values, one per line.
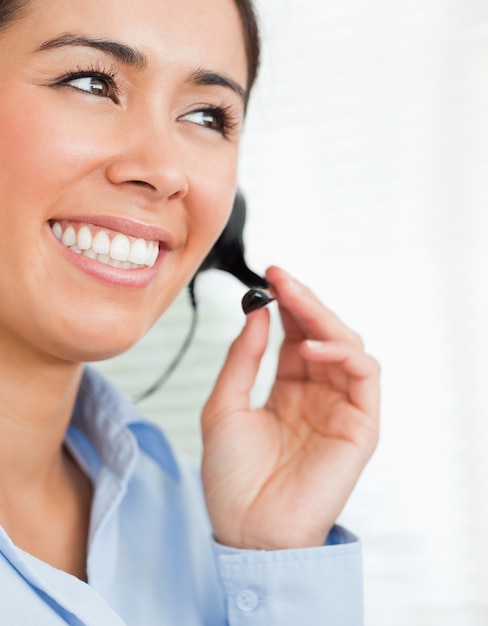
left=51, top=220, right=160, bottom=270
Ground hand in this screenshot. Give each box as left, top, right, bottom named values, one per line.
left=201, top=266, right=380, bottom=550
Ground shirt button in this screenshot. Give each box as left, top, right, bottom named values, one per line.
left=236, top=589, right=259, bottom=612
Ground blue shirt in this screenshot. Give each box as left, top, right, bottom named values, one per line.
left=0, top=367, right=363, bottom=625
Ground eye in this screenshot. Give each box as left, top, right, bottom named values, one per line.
left=68, top=76, right=113, bottom=97
left=181, top=106, right=238, bottom=137
left=53, top=69, right=120, bottom=103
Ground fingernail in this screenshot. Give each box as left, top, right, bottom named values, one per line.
left=305, top=340, right=324, bottom=349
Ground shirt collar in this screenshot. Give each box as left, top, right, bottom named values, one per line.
left=69, top=366, right=180, bottom=482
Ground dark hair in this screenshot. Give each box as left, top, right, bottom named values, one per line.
left=233, top=0, right=261, bottom=95
left=0, top=0, right=27, bottom=30
left=0, top=0, right=261, bottom=93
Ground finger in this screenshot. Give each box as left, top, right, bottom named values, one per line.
left=266, top=266, right=363, bottom=347
left=300, top=340, right=381, bottom=419
left=203, top=308, right=270, bottom=421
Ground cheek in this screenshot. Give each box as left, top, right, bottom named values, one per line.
left=0, top=88, right=111, bottom=204
left=187, top=152, right=239, bottom=248
left=185, top=175, right=236, bottom=272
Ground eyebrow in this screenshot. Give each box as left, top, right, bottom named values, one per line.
left=190, top=68, right=247, bottom=103
left=35, top=34, right=247, bottom=103
left=35, top=34, right=148, bottom=70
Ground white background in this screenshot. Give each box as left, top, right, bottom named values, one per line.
left=96, top=1, right=488, bottom=623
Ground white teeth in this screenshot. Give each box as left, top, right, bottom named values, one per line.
left=92, top=231, right=110, bottom=255
left=52, top=221, right=159, bottom=270
left=77, top=226, right=93, bottom=250
left=145, top=242, right=154, bottom=266
left=97, top=254, right=111, bottom=265
left=62, top=226, right=77, bottom=247
left=129, top=238, right=148, bottom=265
left=110, top=233, right=131, bottom=262
left=52, top=222, right=63, bottom=240
left=145, top=241, right=159, bottom=267
left=149, top=243, right=159, bottom=267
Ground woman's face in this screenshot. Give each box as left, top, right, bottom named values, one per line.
left=0, top=0, right=248, bottom=362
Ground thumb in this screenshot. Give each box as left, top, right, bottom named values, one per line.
left=203, top=308, right=270, bottom=422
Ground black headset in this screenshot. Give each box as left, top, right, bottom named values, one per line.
left=135, top=190, right=269, bottom=402
left=191, top=189, right=269, bottom=290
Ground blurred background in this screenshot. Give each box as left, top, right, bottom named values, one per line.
left=95, top=0, right=488, bottom=623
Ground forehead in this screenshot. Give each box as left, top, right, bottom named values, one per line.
left=6, top=0, right=248, bottom=84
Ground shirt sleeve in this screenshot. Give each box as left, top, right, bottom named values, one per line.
left=212, top=525, right=363, bottom=626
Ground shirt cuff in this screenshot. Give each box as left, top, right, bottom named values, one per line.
left=212, top=525, right=363, bottom=625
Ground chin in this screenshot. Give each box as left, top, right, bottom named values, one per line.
left=46, top=311, right=157, bottom=364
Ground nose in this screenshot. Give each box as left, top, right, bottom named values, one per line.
left=105, top=117, right=189, bottom=201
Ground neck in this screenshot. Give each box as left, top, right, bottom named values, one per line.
left=0, top=332, right=83, bottom=493
left=0, top=333, right=93, bottom=580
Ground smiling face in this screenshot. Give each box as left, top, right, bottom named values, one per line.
left=0, top=0, right=248, bottom=362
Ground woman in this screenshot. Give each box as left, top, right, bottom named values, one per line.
left=0, top=0, right=380, bottom=623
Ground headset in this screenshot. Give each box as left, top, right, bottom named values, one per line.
left=191, top=189, right=269, bottom=290
left=135, top=190, right=273, bottom=402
